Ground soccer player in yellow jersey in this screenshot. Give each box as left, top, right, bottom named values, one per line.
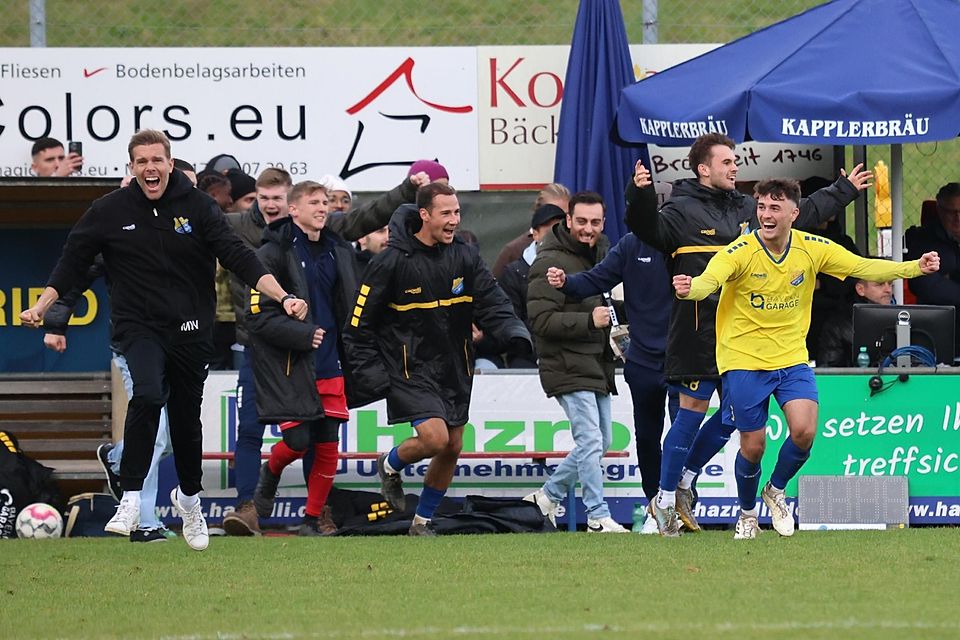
left=673, top=178, right=940, bottom=539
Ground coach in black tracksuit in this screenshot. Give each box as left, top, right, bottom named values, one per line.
left=342, top=183, right=531, bottom=534
left=24, top=131, right=301, bottom=517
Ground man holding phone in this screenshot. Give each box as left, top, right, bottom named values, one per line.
left=30, top=137, right=84, bottom=177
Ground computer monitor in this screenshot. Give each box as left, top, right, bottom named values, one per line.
left=852, top=304, right=955, bottom=366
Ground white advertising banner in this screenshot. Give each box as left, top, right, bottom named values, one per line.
left=199, top=371, right=735, bottom=502
left=0, top=47, right=480, bottom=189
left=1, top=45, right=832, bottom=191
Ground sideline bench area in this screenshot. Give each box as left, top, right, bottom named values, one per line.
left=0, top=372, right=113, bottom=484
left=203, top=450, right=631, bottom=531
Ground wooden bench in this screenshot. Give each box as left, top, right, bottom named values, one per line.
left=0, top=373, right=113, bottom=483
left=203, top=449, right=631, bottom=531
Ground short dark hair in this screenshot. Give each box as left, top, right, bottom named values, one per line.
left=568, top=191, right=605, bottom=217
left=936, top=182, right=960, bottom=204
left=417, top=182, right=457, bottom=210
left=688, top=133, right=735, bottom=178
left=197, top=171, right=230, bottom=193
left=754, top=178, right=801, bottom=208
left=31, top=137, right=63, bottom=157
left=128, top=129, right=171, bottom=160
left=288, top=180, right=327, bottom=205
left=256, top=167, right=292, bottom=190
left=173, top=158, right=195, bottom=173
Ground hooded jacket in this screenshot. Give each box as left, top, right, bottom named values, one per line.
left=527, top=222, right=616, bottom=397
left=624, top=176, right=858, bottom=380
left=245, top=217, right=362, bottom=423
left=226, top=177, right=419, bottom=346
left=47, top=169, right=267, bottom=349
left=341, top=205, right=531, bottom=409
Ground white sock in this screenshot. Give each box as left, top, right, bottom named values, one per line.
left=678, top=469, right=697, bottom=490
left=177, top=488, right=200, bottom=509
left=121, top=490, right=141, bottom=504
left=412, top=514, right=430, bottom=526
left=741, top=507, right=758, bottom=518
left=656, top=490, right=676, bottom=509
left=383, top=458, right=399, bottom=475
left=767, top=481, right=784, bottom=494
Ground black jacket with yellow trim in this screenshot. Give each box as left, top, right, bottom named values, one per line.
left=625, top=176, right=858, bottom=380
left=341, top=205, right=531, bottom=409
left=245, top=217, right=361, bottom=423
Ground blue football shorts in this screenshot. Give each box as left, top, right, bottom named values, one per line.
left=721, top=364, right=818, bottom=432
left=668, top=378, right=719, bottom=401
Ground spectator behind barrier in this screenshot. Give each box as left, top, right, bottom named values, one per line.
left=31, top=137, right=84, bottom=177
left=905, top=182, right=960, bottom=360
left=225, top=169, right=257, bottom=213
left=498, top=204, right=566, bottom=368
left=817, top=275, right=894, bottom=367
left=492, top=183, right=570, bottom=278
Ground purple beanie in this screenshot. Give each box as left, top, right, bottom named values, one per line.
left=407, top=159, right=449, bottom=182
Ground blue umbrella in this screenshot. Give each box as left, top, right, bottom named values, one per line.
left=617, top=0, right=960, bottom=147
left=616, top=0, right=960, bottom=298
left=554, top=0, right=639, bottom=245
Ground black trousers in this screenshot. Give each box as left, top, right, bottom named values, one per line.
left=623, top=359, right=679, bottom=501
left=118, top=337, right=211, bottom=495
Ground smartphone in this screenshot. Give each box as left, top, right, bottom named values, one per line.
left=68, top=141, right=82, bottom=156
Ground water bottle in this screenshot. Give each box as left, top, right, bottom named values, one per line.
left=631, top=502, right=646, bottom=532
left=856, top=346, right=870, bottom=368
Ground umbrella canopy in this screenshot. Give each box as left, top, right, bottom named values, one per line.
left=554, top=0, right=637, bottom=245
left=617, top=0, right=960, bottom=147
left=616, top=0, right=960, bottom=300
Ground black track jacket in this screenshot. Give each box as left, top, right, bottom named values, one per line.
left=47, top=169, right=268, bottom=349
left=341, top=205, right=532, bottom=413
left=245, top=218, right=362, bottom=424
left=625, top=176, right=858, bottom=380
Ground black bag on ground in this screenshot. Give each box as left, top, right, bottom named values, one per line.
left=0, top=431, right=64, bottom=539
left=333, top=494, right=556, bottom=536
left=63, top=493, right=119, bottom=537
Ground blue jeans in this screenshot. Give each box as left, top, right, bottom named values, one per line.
left=111, top=354, right=172, bottom=529
left=234, top=348, right=262, bottom=502
left=543, top=391, right=612, bottom=519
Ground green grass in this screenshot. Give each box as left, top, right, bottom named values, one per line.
left=3, top=529, right=959, bottom=639
left=1, top=1, right=822, bottom=47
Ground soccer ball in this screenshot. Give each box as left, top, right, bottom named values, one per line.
left=15, top=503, right=63, bottom=539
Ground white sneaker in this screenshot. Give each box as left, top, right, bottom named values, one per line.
left=761, top=482, right=795, bottom=537
left=104, top=495, right=140, bottom=535
left=523, top=489, right=558, bottom=527
left=586, top=516, right=629, bottom=533
left=170, top=487, right=209, bottom=551
left=638, top=512, right=660, bottom=535
left=734, top=514, right=761, bottom=540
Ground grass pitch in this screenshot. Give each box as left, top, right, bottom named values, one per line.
left=3, top=528, right=958, bottom=639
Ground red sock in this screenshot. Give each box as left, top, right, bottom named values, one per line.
left=305, top=441, right=339, bottom=517
left=268, top=440, right=303, bottom=477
